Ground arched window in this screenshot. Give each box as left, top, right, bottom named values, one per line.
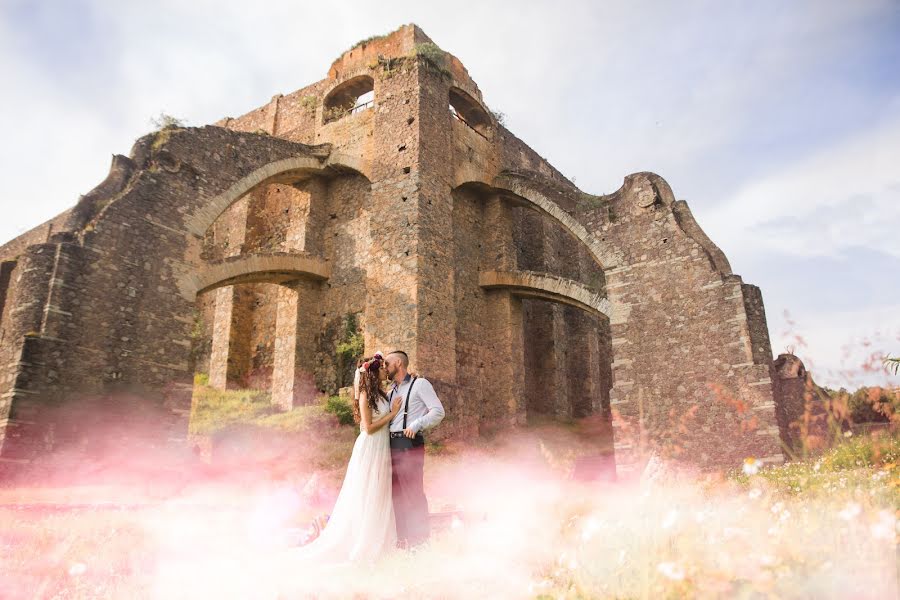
left=449, top=87, right=491, bottom=138
left=323, top=75, right=375, bottom=123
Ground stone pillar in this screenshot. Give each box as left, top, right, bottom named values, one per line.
left=551, top=304, right=571, bottom=418
left=564, top=308, right=597, bottom=418
left=272, top=285, right=298, bottom=409
left=272, top=280, right=320, bottom=409
left=285, top=178, right=328, bottom=255
left=483, top=291, right=526, bottom=427
left=208, top=286, right=234, bottom=390
left=205, top=198, right=249, bottom=390
left=481, top=195, right=517, bottom=271
left=523, top=300, right=559, bottom=419
left=586, top=321, right=603, bottom=415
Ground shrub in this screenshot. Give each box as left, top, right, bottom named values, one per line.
left=848, top=386, right=898, bottom=424
left=150, top=112, right=184, bottom=130
left=324, top=395, right=355, bottom=426
left=409, top=42, right=449, bottom=76
left=334, top=313, right=364, bottom=388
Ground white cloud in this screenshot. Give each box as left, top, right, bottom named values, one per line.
left=704, top=112, right=900, bottom=264
left=1, top=0, right=898, bottom=391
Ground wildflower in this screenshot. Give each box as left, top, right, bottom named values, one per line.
left=68, top=563, right=87, bottom=577
left=581, top=517, right=600, bottom=541
left=870, top=510, right=897, bottom=540
left=662, top=509, right=679, bottom=529
left=843, top=430, right=853, bottom=438
left=657, top=562, right=685, bottom=580
left=743, top=457, right=760, bottom=475
left=770, top=501, right=784, bottom=514
left=748, top=488, right=762, bottom=499
left=838, top=502, right=862, bottom=521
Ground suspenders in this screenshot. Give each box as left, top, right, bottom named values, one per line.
left=390, top=376, right=418, bottom=429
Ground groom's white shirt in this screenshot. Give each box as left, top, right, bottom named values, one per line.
left=388, top=374, right=445, bottom=434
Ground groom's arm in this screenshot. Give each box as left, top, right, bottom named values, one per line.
left=407, top=378, right=445, bottom=434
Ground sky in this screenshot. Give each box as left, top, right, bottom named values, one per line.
left=1, top=0, right=898, bottom=388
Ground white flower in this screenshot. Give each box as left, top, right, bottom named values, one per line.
left=870, top=510, right=897, bottom=540
left=581, top=517, right=601, bottom=541
left=838, top=502, right=862, bottom=521
left=662, top=509, right=679, bottom=529
left=748, top=488, right=762, bottom=499
left=843, top=430, right=853, bottom=438
left=743, top=457, right=760, bottom=475
left=657, top=562, right=685, bottom=580
left=759, top=554, right=776, bottom=567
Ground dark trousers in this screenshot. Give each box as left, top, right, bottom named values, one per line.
left=391, top=444, right=429, bottom=546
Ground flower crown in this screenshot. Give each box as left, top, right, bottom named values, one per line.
left=361, top=351, right=385, bottom=373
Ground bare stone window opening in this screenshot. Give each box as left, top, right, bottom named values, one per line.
left=449, top=87, right=491, bottom=139
left=323, top=75, right=375, bottom=123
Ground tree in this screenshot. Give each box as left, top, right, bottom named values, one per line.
left=848, top=386, right=898, bottom=424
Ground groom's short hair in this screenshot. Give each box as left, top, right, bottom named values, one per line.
left=388, top=350, right=409, bottom=367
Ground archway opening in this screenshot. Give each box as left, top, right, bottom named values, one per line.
left=449, top=87, right=491, bottom=138
left=323, top=75, right=375, bottom=123
left=450, top=183, right=615, bottom=460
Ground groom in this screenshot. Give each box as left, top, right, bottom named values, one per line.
left=384, top=350, right=445, bottom=548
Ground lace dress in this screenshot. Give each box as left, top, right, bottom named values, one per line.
left=294, top=397, right=397, bottom=563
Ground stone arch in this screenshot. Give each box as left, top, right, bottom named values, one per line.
left=449, top=87, right=492, bottom=137
left=449, top=182, right=616, bottom=431
left=323, top=74, right=375, bottom=123
left=490, top=174, right=624, bottom=271
left=185, top=153, right=373, bottom=409
left=184, top=252, right=331, bottom=298
left=479, top=270, right=612, bottom=319
left=184, top=155, right=367, bottom=239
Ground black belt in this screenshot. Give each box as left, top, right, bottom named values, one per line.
left=390, top=431, right=424, bottom=449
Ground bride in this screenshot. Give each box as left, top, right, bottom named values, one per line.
left=294, top=352, right=402, bottom=563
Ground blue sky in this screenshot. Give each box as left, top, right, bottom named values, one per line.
left=1, top=0, right=898, bottom=388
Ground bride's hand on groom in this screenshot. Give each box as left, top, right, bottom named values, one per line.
left=390, top=397, right=403, bottom=415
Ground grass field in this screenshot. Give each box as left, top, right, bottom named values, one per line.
left=1, top=388, right=897, bottom=599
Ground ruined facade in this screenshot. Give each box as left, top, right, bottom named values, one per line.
left=0, top=25, right=786, bottom=473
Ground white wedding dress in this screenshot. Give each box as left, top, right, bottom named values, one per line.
left=295, top=397, right=397, bottom=563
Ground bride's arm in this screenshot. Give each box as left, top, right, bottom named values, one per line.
left=358, top=391, right=401, bottom=434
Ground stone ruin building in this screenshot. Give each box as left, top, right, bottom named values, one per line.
left=0, top=25, right=795, bottom=475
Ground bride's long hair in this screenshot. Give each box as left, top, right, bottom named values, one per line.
left=352, top=355, right=388, bottom=424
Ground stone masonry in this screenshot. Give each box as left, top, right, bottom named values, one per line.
left=0, top=25, right=787, bottom=473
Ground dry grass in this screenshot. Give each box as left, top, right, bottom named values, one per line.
left=1, top=427, right=897, bottom=599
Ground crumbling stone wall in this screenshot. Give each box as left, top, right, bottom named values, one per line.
left=0, top=24, right=786, bottom=474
